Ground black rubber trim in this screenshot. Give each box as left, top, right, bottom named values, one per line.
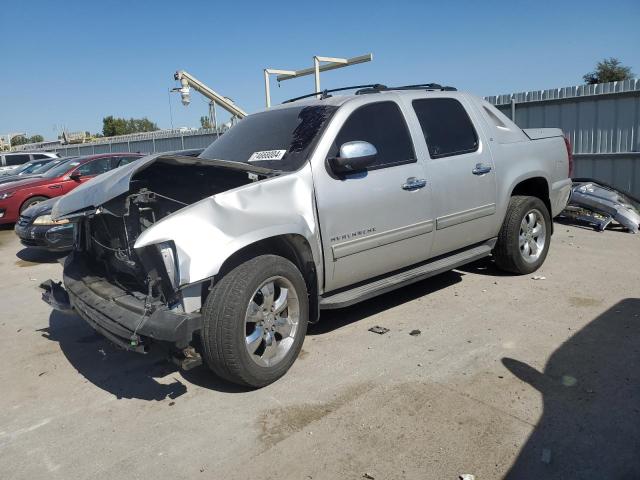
left=63, top=255, right=202, bottom=349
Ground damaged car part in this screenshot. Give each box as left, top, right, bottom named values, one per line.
left=561, top=178, right=640, bottom=233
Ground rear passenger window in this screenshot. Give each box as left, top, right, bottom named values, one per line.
left=331, top=102, right=415, bottom=169
left=5, top=154, right=30, bottom=166
left=32, top=154, right=50, bottom=160
left=412, top=98, right=478, bottom=159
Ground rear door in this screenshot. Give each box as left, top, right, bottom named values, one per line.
left=410, top=96, right=497, bottom=257
left=313, top=99, right=434, bottom=292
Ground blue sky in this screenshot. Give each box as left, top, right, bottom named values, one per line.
left=2, top=0, right=638, bottom=139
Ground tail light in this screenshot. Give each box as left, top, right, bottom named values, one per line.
left=564, top=135, right=574, bottom=178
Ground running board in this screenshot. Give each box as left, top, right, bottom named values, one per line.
left=320, top=239, right=496, bottom=310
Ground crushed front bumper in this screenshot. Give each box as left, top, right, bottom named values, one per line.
left=41, top=255, right=202, bottom=353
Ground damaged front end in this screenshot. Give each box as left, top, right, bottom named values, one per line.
left=41, top=155, right=271, bottom=362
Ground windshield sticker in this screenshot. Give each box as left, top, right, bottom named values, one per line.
left=248, top=150, right=286, bottom=162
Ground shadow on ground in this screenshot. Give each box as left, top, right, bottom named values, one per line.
left=41, top=310, right=250, bottom=399
left=502, top=298, right=640, bottom=479
left=16, top=247, right=67, bottom=264
left=41, top=271, right=464, bottom=398
left=309, top=269, right=463, bottom=335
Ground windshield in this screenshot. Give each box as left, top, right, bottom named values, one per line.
left=32, top=157, right=76, bottom=175
left=42, top=158, right=81, bottom=178
left=199, top=105, right=337, bottom=171
left=18, top=161, right=48, bottom=175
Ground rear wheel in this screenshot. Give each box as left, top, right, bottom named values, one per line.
left=20, top=196, right=48, bottom=214
left=494, top=195, right=551, bottom=274
left=201, top=254, right=309, bottom=388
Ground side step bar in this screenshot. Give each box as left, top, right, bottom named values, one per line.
left=320, top=239, right=496, bottom=310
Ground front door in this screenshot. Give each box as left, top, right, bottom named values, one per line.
left=313, top=99, right=434, bottom=292
left=410, top=96, right=498, bottom=257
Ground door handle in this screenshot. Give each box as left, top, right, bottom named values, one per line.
left=402, top=177, right=427, bottom=191
left=472, top=163, right=492, bottom=175
left=48, top=184, right=62, bottom=189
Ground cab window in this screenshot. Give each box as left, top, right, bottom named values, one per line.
left=330, top=101, right=415, bottom=169
left=412, top=98, right=479, bottom=159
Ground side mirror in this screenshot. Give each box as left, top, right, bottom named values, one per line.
left=69, top=172, right=82, bottom=181
left=329, top=141, right=377, bottom=175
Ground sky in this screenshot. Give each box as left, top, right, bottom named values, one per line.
left=1, top=0, right=639, bottom=140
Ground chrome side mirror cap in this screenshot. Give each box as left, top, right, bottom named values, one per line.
left=329, top=141, right=378, bottom=175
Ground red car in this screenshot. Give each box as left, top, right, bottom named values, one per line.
left=0, top=153, right=143, bottom=224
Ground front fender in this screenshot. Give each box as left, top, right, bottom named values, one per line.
left=133, top=165, right=320, bottom=286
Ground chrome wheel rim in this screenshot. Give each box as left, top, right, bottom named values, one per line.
left=244, top=276, right=299, bottom=367
left=519, top=208, right=546, bottom=263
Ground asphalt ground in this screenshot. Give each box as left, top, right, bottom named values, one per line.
left=0, top=221, right=638, bottom=479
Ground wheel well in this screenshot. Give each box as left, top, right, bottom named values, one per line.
left=511, top=177, right=552, bottom=233
left=20, top=195, right=49, bottom=213
left=213, top=235, right=320, bottom=324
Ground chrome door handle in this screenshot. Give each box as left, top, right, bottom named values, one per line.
left=402, top=177, right=427, bottom=191
left=472, top=163, right=492, bottom=175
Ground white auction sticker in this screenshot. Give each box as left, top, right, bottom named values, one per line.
left=248, top=150, right=287, bottom=162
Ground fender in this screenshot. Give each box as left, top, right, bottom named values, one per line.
left=133, top=164, right=323, bottom=287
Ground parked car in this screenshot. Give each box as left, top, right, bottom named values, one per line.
left=0, top=157, right=78, bottom=186
left=42, top=84, right=572, bottom=387
left=0, top=151, right=58, bottom=174
left=13, top=150, right=202, bottom=251
left=14, top=198, right=74, bottom=251
left=0, top=153, right=143, bottom=224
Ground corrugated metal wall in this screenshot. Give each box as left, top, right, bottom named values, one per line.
left=486, top=79, right=640, bottom=196
left=51, top=131, right=219, bottom=157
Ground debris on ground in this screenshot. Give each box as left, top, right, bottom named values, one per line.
left=459, top=474, right=476, bottom=480
left=363, top=473, right=375, bottom=479
left=560, top=179, right=640, bottom=233
left=409, top=329, right=421, bottom=336
left=541, top=448, right=552, bottom=464
left=531, top=275, right=546, bottom=280
left=368, top=326, right=389, bottom=335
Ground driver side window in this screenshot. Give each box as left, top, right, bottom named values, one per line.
left=331, top=101, right=416, bottom=169
left=76, top=157, right=111, bottom=176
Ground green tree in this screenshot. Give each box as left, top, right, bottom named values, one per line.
left=28, top=134, right=44, bottom=143
left=102, top=116, right=158, bottom=137
left=11, top=135, right=29, bottom=146
left=200, top=116, right=212, bottom=129
left=583, top=58, right=634, bottom=85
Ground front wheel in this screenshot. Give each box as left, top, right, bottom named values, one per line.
left=201, top=254, right=309, bottom=388
left=494, top=195, right=551, bottom=274
left=20, top=196, right=48, bottom=214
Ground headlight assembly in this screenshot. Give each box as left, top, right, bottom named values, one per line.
left=0, top=191, right=15, bottom=200
left=33, top=215, right=70, bottom=225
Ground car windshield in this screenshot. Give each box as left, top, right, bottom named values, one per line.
left=42, top=158, right=82, bottom=178
left=32, top=157, right=76, bottom=175
left=18, top=161, right=47, bottom=175
left=199, top=105, right=338, bottom=171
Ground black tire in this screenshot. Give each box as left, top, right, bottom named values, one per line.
left=20, top=196, right=48, bottom=214
left=201, top=254, right=309, bottom=388
left=494, top=195, right=551, bottom=274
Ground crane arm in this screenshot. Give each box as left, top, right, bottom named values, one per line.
left=174, top=70, right=247, bottom=119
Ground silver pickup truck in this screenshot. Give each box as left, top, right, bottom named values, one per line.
left=43, top=84, right=572, bottom=387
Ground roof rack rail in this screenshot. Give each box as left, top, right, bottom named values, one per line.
left=283, top=84, right=387, bottom=104
left=283, top=83, right=456, bottom=104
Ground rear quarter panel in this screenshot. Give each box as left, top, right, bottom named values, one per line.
left=469, top=98, right=570, bottom=224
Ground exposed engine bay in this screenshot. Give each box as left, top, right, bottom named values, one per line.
left=77, top=160, right=260, bottom=302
